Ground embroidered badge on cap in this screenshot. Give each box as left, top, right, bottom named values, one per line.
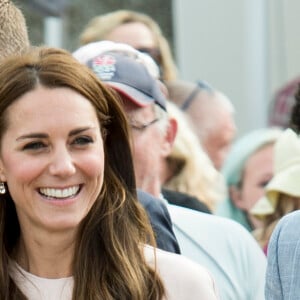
left=92, top=55, right=116, bottom=80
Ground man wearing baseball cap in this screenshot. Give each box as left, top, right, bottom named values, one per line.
left=75, top=41, right=210, bottom=213
left=84, top=45, right=172, bottom=196
left=74, top=41, right=183, bottom=254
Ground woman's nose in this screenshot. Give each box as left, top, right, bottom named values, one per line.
left=48, top=146, right=76, bottom=177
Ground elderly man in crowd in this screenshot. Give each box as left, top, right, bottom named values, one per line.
left=74, top=40, right=267, bottom=300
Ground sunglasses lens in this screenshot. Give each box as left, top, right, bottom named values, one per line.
left=136, top=47, right=162, bottom=65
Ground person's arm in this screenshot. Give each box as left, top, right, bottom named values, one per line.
left=265, top=210, right=300, bottom=299
left=265, top=222, right=283, bottom=299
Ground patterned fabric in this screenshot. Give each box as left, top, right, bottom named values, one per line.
left=265, top=210, right=300, bottom=299
left=0, top=0, right=29, bottom=59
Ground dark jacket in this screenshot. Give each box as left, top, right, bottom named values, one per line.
left=137, top=189, right=181, bottom=254
left=162, top=188, right=211, bottom=214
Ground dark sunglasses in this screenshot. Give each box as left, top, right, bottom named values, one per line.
left=136, top=47, right=162, bottom=65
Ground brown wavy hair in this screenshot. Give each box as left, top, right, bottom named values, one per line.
left=0, top=47, right=164, bottom=299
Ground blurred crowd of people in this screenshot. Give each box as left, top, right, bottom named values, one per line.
left=1, top=1, right=300, bottom=299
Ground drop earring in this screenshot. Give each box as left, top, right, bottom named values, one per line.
left=0, top=182, right=6, bottom=194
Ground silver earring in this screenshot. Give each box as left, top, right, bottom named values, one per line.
left=0, top=182, right=6, bottom=194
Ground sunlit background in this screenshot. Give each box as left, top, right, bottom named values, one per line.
left=15, top=0, right=300, bottom=136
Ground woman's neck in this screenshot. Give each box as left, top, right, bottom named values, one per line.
left=15, top=228, right=76, bottom=278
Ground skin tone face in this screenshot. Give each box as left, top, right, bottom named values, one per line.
left=122, top=100, right=173, bottom=197
left=104, top=22, right=156, bottom=50
left=201, top=110, right=236, bottom=171
left=0, top=86, right=105, bottom=275
left=231, top=143, right=274, bottom=229
left=187, top=93, right=236, bottom=170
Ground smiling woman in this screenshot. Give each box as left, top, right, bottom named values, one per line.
left=0, top=47, right=218, bottom=299
left=0, top=46, right=161, bottom=299
left=1, top=86, right=105, bottom=231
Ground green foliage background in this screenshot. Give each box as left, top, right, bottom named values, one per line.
left=14, top=0, right=174, bottom=53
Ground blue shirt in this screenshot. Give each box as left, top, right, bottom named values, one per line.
left=265, top=210, right=300, bottom=299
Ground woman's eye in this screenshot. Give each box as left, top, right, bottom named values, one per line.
left=23, top=141, right=46, bottom=151
left=72, top=136, right=93, bottom=146
left=259, top=180, right=270, bottom=188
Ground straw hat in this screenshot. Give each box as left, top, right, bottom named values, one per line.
left=0, top=0, right=29, bottom=59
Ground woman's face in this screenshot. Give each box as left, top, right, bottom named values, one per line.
left=237, top=144, right=274, bottom=211
left=0, top=86, right=105, bottom=233
left=105, top=22, right=156, bottom=51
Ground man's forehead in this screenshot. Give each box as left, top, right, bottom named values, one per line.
left=126, top=107, right=156, bottom=122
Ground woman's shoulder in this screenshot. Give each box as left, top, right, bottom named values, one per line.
left=144, top=245, right=219, bottom=299
left=269, top=211, right=300, bottom=248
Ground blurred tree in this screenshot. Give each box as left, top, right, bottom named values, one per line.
left=21, top=0, right=69, bottom=16
left=13, top=0, right=173, bottom=53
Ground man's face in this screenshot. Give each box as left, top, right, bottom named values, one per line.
left=187, top=92, right=236, bottom=170
left=201, top=109, right=236, bottom=171
left=122, top=100, right=168, bottom=195
left=105, top=22, right=156, bottom=51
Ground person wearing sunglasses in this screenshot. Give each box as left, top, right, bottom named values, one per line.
left=79, top=9, right=178, bottom=81
left=167, top=79, right=237, bottom=171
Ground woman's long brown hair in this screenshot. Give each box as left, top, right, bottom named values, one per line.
left=0, top=47, right=164, bottom=299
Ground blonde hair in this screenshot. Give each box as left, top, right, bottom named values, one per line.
left=163, top=101, right=226, bottom=210
left=79, top=10, right=177, bottom=81
left=253, top=194, right=300, bottom=250
left=0, top=0, right=29, bottom=60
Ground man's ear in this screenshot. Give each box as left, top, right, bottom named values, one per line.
left=161, top=118, right=177, bottom=157
left=229, top=185, right=244, bottom=210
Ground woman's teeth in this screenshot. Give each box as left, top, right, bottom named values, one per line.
left=39, top=186, right=80, bottom=199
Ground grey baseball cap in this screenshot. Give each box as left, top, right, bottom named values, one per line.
left=86, top=51, right=167, bottom=111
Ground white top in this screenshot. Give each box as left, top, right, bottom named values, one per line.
left=10, top=262, right=73, bottom=299
left=168, top=204, right=266, bottom=300
left=9, top=245, right=219, bottom=300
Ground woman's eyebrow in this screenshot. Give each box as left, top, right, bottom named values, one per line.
left=16, top=133, right=48, bottom=141
left=15, top=127, right=98, bottom=141
left=69, top=126, right=97, bottom=136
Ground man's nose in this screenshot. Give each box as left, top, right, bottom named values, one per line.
left=48, top=146, right=76, bottom=177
